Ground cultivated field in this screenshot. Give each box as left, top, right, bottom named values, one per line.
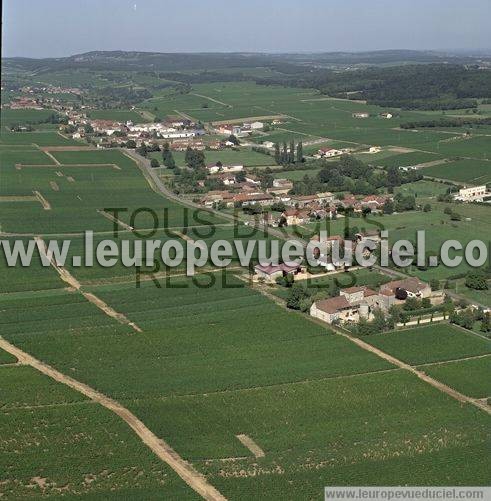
left=1, top=77, right=490, bottom=499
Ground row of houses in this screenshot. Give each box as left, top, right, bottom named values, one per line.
left=310, top=277, right=431, bottom=324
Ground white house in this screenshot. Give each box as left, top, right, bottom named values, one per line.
left=454, top=185, right=488, bottom=202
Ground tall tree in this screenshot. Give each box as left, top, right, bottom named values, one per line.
left=162, top=142, right=176, bottom=169
left=289, top=140, right=295, bottom=164
left=282, top=142, right=288, bottom=165
left=296, top=141, right=303, bottom=163
left=274, top=142, right=281, bottom=164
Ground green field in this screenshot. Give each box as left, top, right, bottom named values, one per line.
left=423, top=159, right=491, bottom=184
left=0, top=366, right=196, bottom=499
left=1, top=76, right=490, bottom=498
left=364, top=324, right=491, bottom=365
left=1, top=108, right=57, bottom=127
left=424, top=356, right=491, bottom=398
left=148, top=147, right=275, bottom=167
left=88, top=108, right=149, bottom=123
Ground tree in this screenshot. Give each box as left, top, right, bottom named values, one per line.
left=465, top=273, right=488, bottom=290
left=185, top=148, right=205, bottom=169
left=274, top=143, right=281, bottom=164
left=162, top=142, right=176, bottom=169
left=423, top=203, right=432, bottom=212
left=383, top=199, right=395, bottom=214
left=282, top=142, right=288, bottom=165
left=289, top=140, right=295, bottom=164
left=227, top=134, right=240, bottom=146
left=150, top=158, right=159, bottom=168
left=296, top=141, right=303, bottom=163
left=430, top=278, right=440, bottom=291
left=286, top=283, right=309, bottom=310
left=387, top=166, right=402, bottom=187
left=480, top=312, right=491, bottom=334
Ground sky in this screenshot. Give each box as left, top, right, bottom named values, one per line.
left=3, top=0, right=491, bottom=58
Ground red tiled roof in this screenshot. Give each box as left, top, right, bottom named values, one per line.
left=314, top=296, right=352, bottom=314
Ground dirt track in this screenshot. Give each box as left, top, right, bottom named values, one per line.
left=334, top=329, right=491, bottom=415
left=0, top=337, right=226, bottom=501
left=34, top=237, right=142, bottom=333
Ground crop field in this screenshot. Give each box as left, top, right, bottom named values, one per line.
left=0, top=108, right=57, bottom=127
left=369, top=151, right=444, bottom=167
left=423, top=159, right=491, bottom=184
left=136, top=82, right=491, bottom=167
left=0, top=130, right=80, bottom=146
left=129, top=370, right=490, bottom=497
left=3, top=274, right=490, bottom=497
left=0, top=366, right=196, bottom=499
left=423, top=356, right=491, bottom=399
left=87, top=108, right=149, bottom=122
left=1, top=79, right=490, bottom=498
left=0, top=348, right=17, bottom=364
left=1, top=147, right=226, bottom=233
left=364, top=324, right=491, bottom=365
left=148, top=147, right=275, bottom=167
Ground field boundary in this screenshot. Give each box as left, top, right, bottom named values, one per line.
left=34, top=237, right=142, bottom=333
left=0, top=337, right=227, bottom=501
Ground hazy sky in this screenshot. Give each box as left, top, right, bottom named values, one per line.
left=3, top=0, right=491, bottom=58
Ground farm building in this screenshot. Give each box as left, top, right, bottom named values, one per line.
left=380, top=278, right=431, bottom=299
left=254, top=262, right=303, bottom=282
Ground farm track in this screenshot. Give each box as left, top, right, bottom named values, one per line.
left=334, top=329, right=491, bottom=415
left=190, top=93, right=231, bottom=107
left=0, top=223, right=235, bottom=238
left=34, top=237, right=142, bottom=333
left=0, top=337, right=227, bottom=501
left=415, top=353, right=491, bottom=367
left=238, top=275, right=491, bottom=415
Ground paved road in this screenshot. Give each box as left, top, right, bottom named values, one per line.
left=124, top=148, right=305, bottom=245
left=125, top=149, right=485, bottom=309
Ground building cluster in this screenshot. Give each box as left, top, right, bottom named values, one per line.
left=310, top=277, right=431, bottom=324
left=314, top=147, right=349, bottom=159
left=454, top=185, right=490, bottom=203
left=214, top=121, right=265, bottom=136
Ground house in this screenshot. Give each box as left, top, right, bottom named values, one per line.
left=310, top=296, right=359, bottom=324
left=217, top=124, right=242, bottom=135
left=380, top=112, right=393, bottom=119
left=281, top=208, right=310, bottom=226
left=369, top=146, right=381, bottom=153
left=352, top=112, right=370, bottom=119
left=289, top=192, right=335, bottom=208
left=244, top=174, right=261, bottom=185
left=262, top=141, right=275, bottom=149
left=233, top=193, right=274, bottom=207
left=250, top=121, right=264, bottom=130
left=268, top=179, right=293, bottom=195
left=200, top=191, right=235, bottom=208
left=454, top=185, right=489, bottom=202
left=254, top=262, right=302, bottom=282
left=380, top=278, right=431, bottom=299
left=317, top=147, right=343, bottom=158
left=206, top=162, right=244, bottom=174
left=360, top=194, right=392, bottom=213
